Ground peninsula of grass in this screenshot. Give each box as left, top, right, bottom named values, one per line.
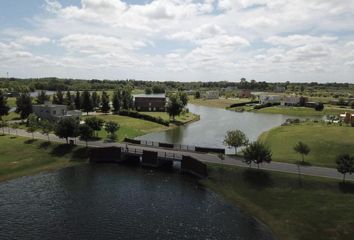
left=82, top=114, right=170, bottom=142
left=139, top=111, right=199, bottom=125
left=259, top=122, right=354, bottom=168
left=0, top=135, right=88, bottom=182
left=202, top=163, right=354, bottom=240
left=189, top=97, right=252, bottom=108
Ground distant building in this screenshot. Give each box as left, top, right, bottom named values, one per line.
left=134, top=95, right=166, bottom=112
left=238, top=89, right=252, bottom=98
left=259, top=95, right=282, bottom=105
left=33, top=101, right=81, bottom=121
left=274, top=86, right=286, bottom=93
left=340, top=112, right=354, bottom=124
left=203, top=91, right=219, bottom=100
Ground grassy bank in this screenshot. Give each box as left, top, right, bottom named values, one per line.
left=202, top=163, right=354, bottom=240
left=82, top=114, right=170, bottom=142
left=259, top=122, right=354, bottom=168
left=189, top=97, right=252, bottom=108
left=256, top=106, right=354, bottom=116
left=139, top=111, right=199, bottom=125
left=0, top=135, right=88, bottom=182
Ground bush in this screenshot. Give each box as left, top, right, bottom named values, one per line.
left=254, top=102, right=280, bottom=110
left=118, top=110, right=169, bottom=126
left=229, top=101, right=259, bottom=108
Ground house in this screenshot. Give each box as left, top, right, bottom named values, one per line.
left=203, top=91, right=219, bottom=99
left=134, top=95, right=166, bottom=112
left=238, top=89, right=252, bottom=98
left=339, top=112, right=354, bottom=124
left=259, top=95, right=282, bottom=105
left=281, top=96, right=300, bottom=106
left=33, top=101, right=81, bottom=121
left=274, top=86, right=286, bottom=93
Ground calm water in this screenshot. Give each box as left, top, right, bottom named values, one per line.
left=0, top=165, right=274, bottom=240
left=138, top=104, right=322, bottom=153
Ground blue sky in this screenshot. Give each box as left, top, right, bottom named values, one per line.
left=0, top=0, right=354, bottom=82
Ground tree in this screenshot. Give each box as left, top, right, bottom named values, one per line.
left=145, top=88, right=152, bottom=94
left=112, top=89, right=121, bottom=113
left=243, top=141, right=272, bottom=168
left=105, top=121, right=119, bottom=140
left=0, top=90, right=10, bottom=120
left=195, top=91, right=201, bottom=99
left=100, top=91, right=110, bottom=114
left=52, top=90, right=64, bottom=104
left=65, top=91, right=75, bottom=110
left=85, top=117, right=104, bottom=137
left=336, top=154, right=354, bottom=183
left=121, top=88, right=133, bottom=110
left=152, top=85, right=165, bottom=94
left=36, top=90, right=50, bottom=104
left=55, top=117, right=79, bottom=144
left=166, top=94, right=183, bottom=120
left=74, top=91, right=81, bottom=110
left=81, top=90, right=93, bottom=115
left=294, top=141, right=311, bottom=163
left=79, top=124, right=94, bottom=147
left=92, top=91, right=100, bottom=109
left=16, top=93, right=33, bottom=119
left=223, top=130, right=249, bottom=154
left=39, top=120, right=53, bottom=142
left=27, top=113, right=39, bottom=139
left=179, top=92, right=188, bottom=107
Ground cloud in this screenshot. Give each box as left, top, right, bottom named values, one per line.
left=17, top=36, right=51, bottom=46
left=265, top=35, right=338, bottom=47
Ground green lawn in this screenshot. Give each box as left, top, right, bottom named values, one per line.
left=139, top=111, right=199, bottom=124
left=7, top=97, right=16, bottom=107
left=82, top=114, right=169, bottom=142
left=0, top=135, right=88, bottom=182
left=259, top=122, right=354, bottom=168
left=189, top=97, right=252, bottom=108
left=2, top=112, right=21, bottom=121
left=202, top=164, right=354, bottom=240
left=252, top=106, right=354, bottom=117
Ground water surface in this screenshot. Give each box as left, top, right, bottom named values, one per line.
left=0, top=165, right=274, bottom=240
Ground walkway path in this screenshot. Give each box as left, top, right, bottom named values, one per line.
left=2, top=127, right=353, bottom=181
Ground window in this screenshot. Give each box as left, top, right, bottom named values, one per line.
left=53, top=110, right=56, bottom=115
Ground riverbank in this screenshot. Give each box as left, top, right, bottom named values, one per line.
left=201, top=163, right=354, bottom=240
left=0, top=134, right=88, bottom=182
left=189, top=97, right=252, bottom=108
left=259, top=122, right=354, bottom=168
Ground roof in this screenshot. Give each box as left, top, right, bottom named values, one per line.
left=134, top=94, right=166, bottom=99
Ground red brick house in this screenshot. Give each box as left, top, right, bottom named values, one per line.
left=134, top=95, right=166, bottom=112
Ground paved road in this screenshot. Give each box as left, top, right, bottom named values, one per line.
left=2, top=127, right=353, bottom=181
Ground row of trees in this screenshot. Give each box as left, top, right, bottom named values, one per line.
left=25, top=115, right=120, bottom=146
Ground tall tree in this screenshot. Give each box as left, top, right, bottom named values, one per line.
left=36, top=90, right=50, bottom=104
left=294, top=141, right=311, bottom=163
left=65, top=91, right=75, bottom=110
left=166, top=94, right=183, bottom=120
left=195, top=91, right=201, bottom=99
left=81, top=90, right=93, bottom=115
left=105, top=121, right=119, bottom=141
left=112, top=89, right=121, bottom=113
left=243, top=141, right=272, bottom=169
left=0, top=90, right=10, bottom=120
left=336, top=154, right=354, bottom=183
left=223, top=130, right=249, bottom=154
left=55, top=117, right=79, bottom=144
left=91, top=91, right=100, bottom=109
left=52, top=90, right=64, bottom=104
left=85, top=117, right=104, bottom=137
left=79, top=124, right=94, bottom=147
left=100, top=91, right=110, bottom=114
left=74, top=91, right=81, bottom=110
left=39, top=119, right=53, bottom=142
left=179, top=92, right=188, bottom=107
left=27, top=113, right=39, bottom=139
left=121, top=88, right=133, bottom=110
left=16, top=93, right=33, bottom=119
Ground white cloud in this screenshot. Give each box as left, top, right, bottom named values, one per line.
left=17, top=36, right=51, bottom=46
left=265, top=35, right=337, bottom=47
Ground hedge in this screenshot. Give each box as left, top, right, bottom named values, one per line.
left=229, top=101, right=259, bottom=108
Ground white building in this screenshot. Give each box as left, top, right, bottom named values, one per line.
left=33, top=101, right=81, bottom=121
left=203, top=91, right=219, bottom=99
left=259, top=95, right=282, bottom=105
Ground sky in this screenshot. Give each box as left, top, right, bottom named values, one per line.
left=0, top=0, right=354, bottom=83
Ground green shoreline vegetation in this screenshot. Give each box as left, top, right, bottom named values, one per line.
left=201, top=163, right=354, bottom=240
left=259, top=122, right=354, bottom=168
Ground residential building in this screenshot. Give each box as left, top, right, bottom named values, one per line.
left=33, top=101, right=81, bottom=121
left=340, top=112, right=354, bottom=124
left=259, top=95, right=282, bottom=105
left=134, top=95, right=166, bottom=111
left=203, top=91, right=219, bottom=99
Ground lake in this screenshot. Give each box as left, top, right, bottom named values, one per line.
left=0, top=165, right=274, bottom=240
left=138, top=104, right=322, bottom=153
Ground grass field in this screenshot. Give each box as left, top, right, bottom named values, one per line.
left=7, top=97, right=16, bottom=107
left=256, top=105, right=354, bottom=116
left=139, top=111, right=199, bottom=124
left=0, top=135, right=88, bottom=182
left=259, top=122, right=354, bottom=168
left=2, top=112, right=21, bottom=121
left=82, top=114, right=169, bottom=142
left=189, top=97, right=252, bottom=108
left=202, top=163, right=354, bottom=240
